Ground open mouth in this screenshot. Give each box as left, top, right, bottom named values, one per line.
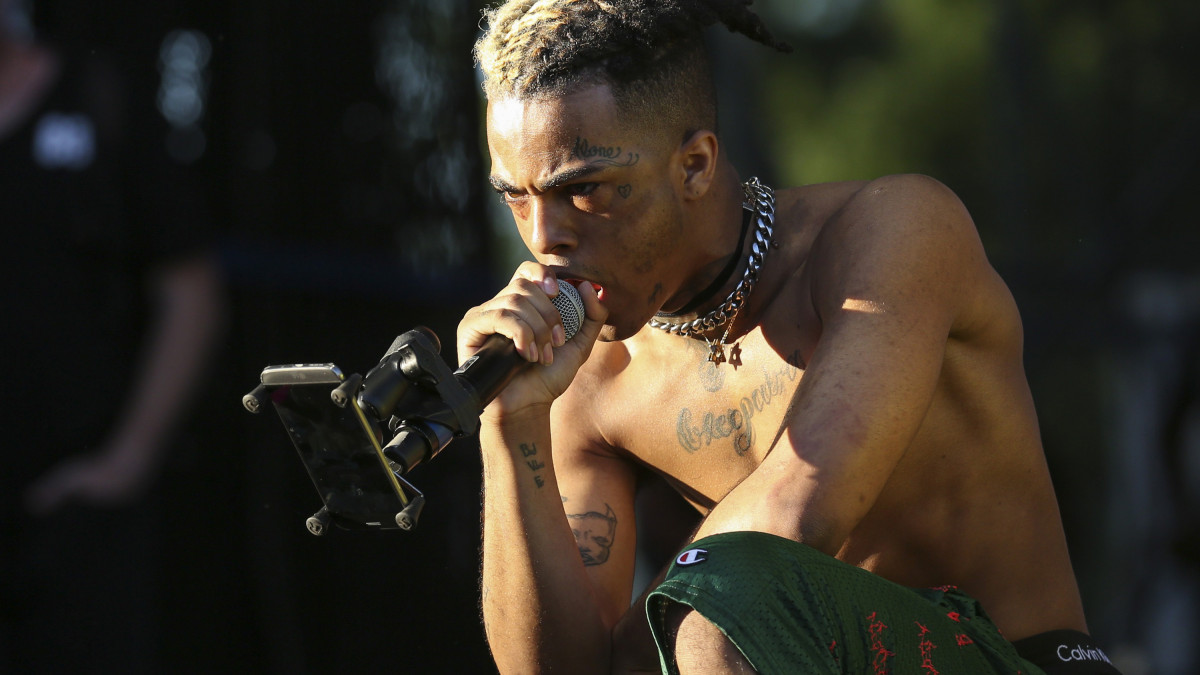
left=564, top=278, right=605, bottom=302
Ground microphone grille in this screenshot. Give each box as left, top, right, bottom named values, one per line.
left=552, top=280, right=585, bottom=341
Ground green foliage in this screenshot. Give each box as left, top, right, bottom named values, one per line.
left=762, top=0, right=992, bottom=185
left=756, top=0, right=1199, bottom=270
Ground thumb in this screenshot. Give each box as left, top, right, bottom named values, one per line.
left=572, top=281, right=608, bottom=340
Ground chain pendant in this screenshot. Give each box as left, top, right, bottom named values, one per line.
left=706, top=340, right=726, bottom=364
left=648, top=177, right=774, bottom=341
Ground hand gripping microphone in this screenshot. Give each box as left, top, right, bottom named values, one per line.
left=454, top=279, right=585, bottom=405
left=357, top=280, right=584, bottom=475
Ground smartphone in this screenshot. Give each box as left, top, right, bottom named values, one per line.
left=260, top=363, right=412, bottom=532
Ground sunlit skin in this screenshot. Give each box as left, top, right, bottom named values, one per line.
left=568, top=506, right=618, bottom=566
left=482, top=86, right=746, bottom=345
left=462, top=83, right=1088, bottom=673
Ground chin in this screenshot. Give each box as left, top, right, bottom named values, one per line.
left=598, top=318, right=651, bottom=342
left=597, top=325, right=621, bottom=342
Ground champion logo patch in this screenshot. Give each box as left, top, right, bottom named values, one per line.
left=676, top=548, right=708, bottom=566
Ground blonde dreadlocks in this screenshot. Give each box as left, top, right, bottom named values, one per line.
left=474, top=0, right=788, bottom=138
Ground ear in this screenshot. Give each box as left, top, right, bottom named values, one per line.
left=676, top=129, right=719, bottom=202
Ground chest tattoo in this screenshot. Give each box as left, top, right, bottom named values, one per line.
left=677, top=406, right=751, bottom=455
left=674, top=350, right=804, bottom=456
left=698, top=358, right=724, bottom=393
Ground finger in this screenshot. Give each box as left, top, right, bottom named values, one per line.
left=575, top=279, right=607, bottom=326
left=512, top=264, right=567, bottom=359
left=512, top=261, right=560, bottom=299
left=459, top=278, right=561, bottom=364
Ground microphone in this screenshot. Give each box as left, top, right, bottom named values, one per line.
left=454, top=278, right=584, bottom=406
left=363, top=279, right=584, bottom=474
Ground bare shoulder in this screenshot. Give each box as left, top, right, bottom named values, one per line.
left=773, top=175, right=981, bottom=262
left=792, top=176, right=995, bottom=320
left=814, top=174, right=980, bottom=252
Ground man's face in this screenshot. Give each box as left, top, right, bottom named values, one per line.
left=486, top=84, right=690, bottom=341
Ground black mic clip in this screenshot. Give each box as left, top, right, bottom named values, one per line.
left=356, top=327, right=479, bottom=477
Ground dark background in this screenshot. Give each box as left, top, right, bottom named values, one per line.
left=23, top=0, right=1200, bottom=672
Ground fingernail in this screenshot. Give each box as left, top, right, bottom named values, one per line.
left=543, top=277, right=558, bottom=294
left=527, top=341, right=539, bottom=362
left=542, top=342, right=554, bottom=365
left=552, top=324, right=565, bottom=347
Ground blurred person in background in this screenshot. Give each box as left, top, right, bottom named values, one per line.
left=0, top=0, right=223, bottom=671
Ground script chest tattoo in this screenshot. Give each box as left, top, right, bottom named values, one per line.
left=675, top=350, right=803, bottom=456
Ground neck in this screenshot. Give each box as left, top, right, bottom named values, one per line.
left=659, top=171, right=747, bottom=317
left=648, top=175, right=776, bottom=346
left=658, top=206, right=751, bottom=319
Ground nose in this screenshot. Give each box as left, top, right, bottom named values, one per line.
left=527, top=197, right=576, bottom=255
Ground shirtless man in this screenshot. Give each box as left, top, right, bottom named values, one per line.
left=460, top=2, right=1117, bottom=673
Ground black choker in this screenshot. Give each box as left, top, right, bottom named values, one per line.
left=659, top=207, right=752, bottom=319
left=649, top=177, right=777, bottom=363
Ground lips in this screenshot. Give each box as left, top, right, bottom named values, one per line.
left=563, top=277, right=605, bottom=302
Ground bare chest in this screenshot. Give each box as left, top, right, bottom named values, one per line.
left=604, top=333, right=808, bottom=511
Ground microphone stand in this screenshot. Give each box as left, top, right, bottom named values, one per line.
left=357, top=327, right=483, bottom=475
left=243, top=327, right=483, bottom=534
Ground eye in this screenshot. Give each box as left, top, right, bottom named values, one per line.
left=565, top=182, right=598, bottom=198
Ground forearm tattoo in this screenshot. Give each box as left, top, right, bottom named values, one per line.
left=565, top=503, right=618, bottom=566
left=520, top=442, right=546, bottom=488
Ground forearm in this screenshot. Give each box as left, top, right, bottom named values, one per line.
left=691, top=462, right=845, bottom=556
left=111, top=256, right=225, bottom=461
left=479, top=410, right=613, bottom=673
left=24, top=257, right=225, bottom=514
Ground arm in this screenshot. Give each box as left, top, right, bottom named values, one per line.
left=480, top=402, right=641, bottom=673
left=694, top=175, right=990, bottom=552
left=26, top=254, right=225, bottom=514
left=460, top=264, right=643, bottom=673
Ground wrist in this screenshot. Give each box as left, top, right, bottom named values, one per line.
left=480, top=399, right=553, bottom=428
left=478, top=405, right=557, bottom=493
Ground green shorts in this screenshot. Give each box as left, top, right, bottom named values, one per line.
left=646, top=531, right=1045, bottom=675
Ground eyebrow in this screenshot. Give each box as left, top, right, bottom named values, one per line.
left=489, top=164, right=605, bottom=194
